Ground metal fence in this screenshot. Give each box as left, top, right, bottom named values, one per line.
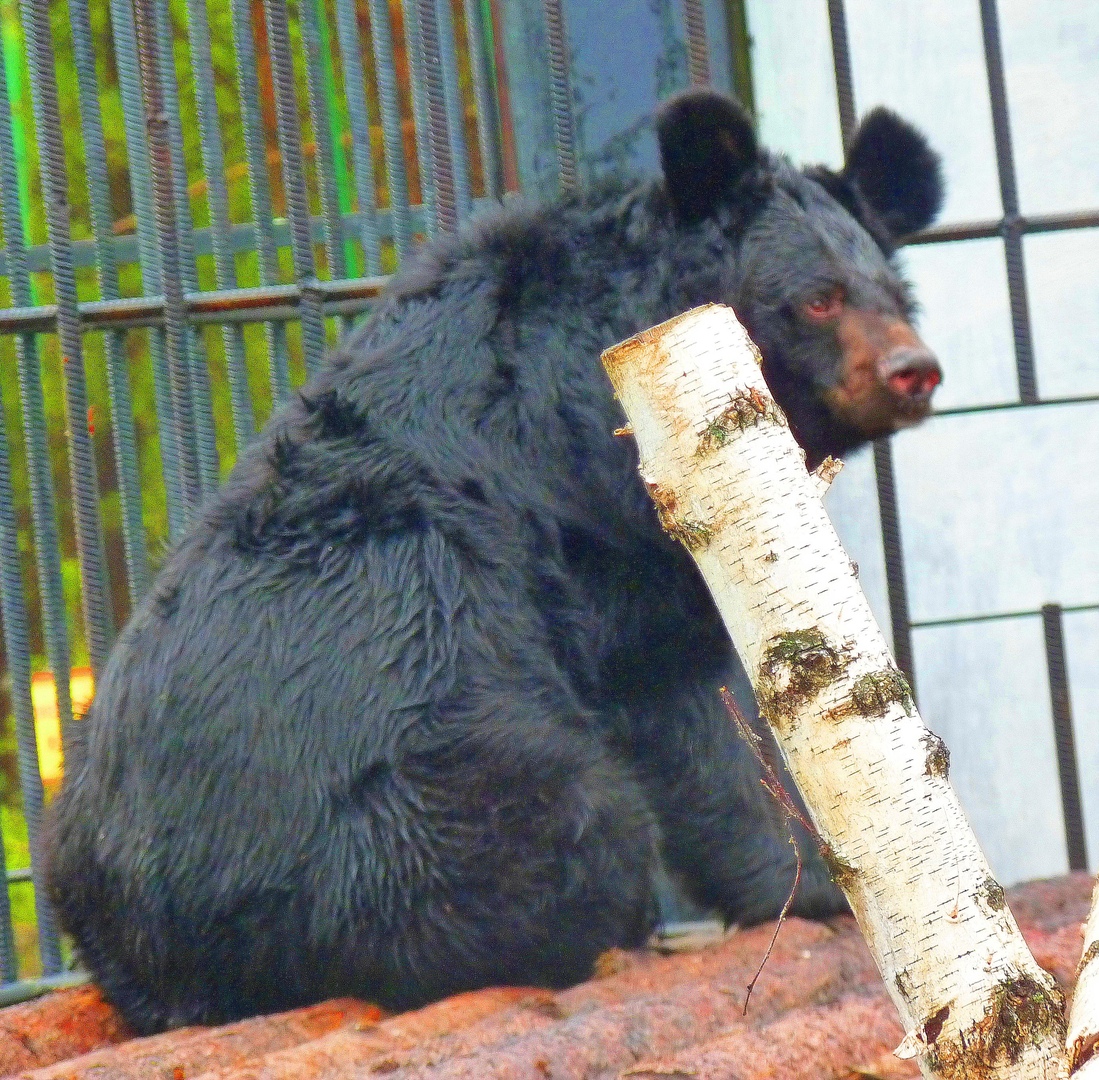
left=0, top=0, right=536, bottom=999
left=0, top=0, right=1093, bottom=1005
left=0, top=0, right=662, bottom=1002
left=824, top=0, right=1099, bottom=880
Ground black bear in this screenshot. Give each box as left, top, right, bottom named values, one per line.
left=48, top=90, right=944, bottom=1033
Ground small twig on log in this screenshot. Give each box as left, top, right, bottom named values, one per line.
left=720, top=687, right=807, bottom=1014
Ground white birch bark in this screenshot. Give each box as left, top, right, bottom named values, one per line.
left=602, top=303, right=1067, bottom=1080
left=1067, top=881, right=1099, bottom=1076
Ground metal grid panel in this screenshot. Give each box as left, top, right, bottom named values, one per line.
left=824, top=0, right=1097, bottom=878
left=0, top=0, right=508, bottom=997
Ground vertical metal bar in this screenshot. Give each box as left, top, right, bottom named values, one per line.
left=298, top=0, right=347, bottom=280
left=826, top=0, right=856, bottom=144
left=540, top=0, right=576, bottom=192
left=133, top=0, right=204, bottom=524
left=404, top=0, right=438, bottom=235
left=333, top=0, right=382, bottom=273
left=228, top=0, right=293, bottom=400
left=1042, top=604, right=1088, bottom=871
left=367, top=0, right=414, bottom=259
left=185, top=0, right=257, bottom=450
left=0, top=37, right=76, bottom=729
left=101, top=337, right=150, bottom=591
left=0, top=820, right=16, bottom=982
left=872, top=440, right=916, bottom=691
left=0, top=25, right=56, bottom=974
left=109, top=0, right=164, bottom=286
left=978, top=0, right=1038, bottom=405
left=65, top=0, right=152, bottom=602
left=827, top=0, right=915, bottom=688
left=726, top=0, right=754, bottom=114
left=435, top=0, right=472, bottom=220
left=108, top=0, right=187, bottom=539
left=0, top=419, right=63, bottom=975
left=22, top=0, right=115, bottom=678
left=494, top=0, right=556, bottom=198
left=262, top=0, right=327, bottom=372
left=415, top=0, right=459, bottom=231
left=156, top=0, right=199, bottom=289
left=681, top=0, right=710, bottom=87
left=156, top=0, right=219, bottom=498
left=462, top=0, right=503, bottom=200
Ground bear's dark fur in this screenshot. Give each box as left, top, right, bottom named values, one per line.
left=48, top=90, right=944, bottom=1033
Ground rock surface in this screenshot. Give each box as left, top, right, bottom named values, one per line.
left=2, top=873, right=1091, bottom=1080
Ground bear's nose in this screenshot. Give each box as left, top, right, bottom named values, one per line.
left=878, top=347, right=942, bottom=401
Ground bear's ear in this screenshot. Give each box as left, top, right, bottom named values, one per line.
left=656, top=89, right=759, bottom=222
left=843, top=108, right=944, bottom=238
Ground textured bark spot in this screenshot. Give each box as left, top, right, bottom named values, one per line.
left=928, top=971, right=1065, bottom=1080
left=823, top=667, right=915, bottom=723
left=819, top=842, right=858, bottom=890
left=695, top=389, right=786, bottom=456
left=757, top=628, right=849, bottom=730
left=1076, top=940, right=1099, bottom=980
left=644, top=481, right=713, bottom=550
left=922, top=731, right=951, bottom=778
left=923, top=1004, right=950, bottom=1044
left=977, top=876, right=1006, bottom=912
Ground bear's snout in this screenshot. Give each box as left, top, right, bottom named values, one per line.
left=825, top=307, right=942, bottom=437
left=878, top=345, right=942, bottom=406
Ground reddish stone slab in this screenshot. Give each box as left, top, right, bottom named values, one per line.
left=0, top=986, right=130, bottom=1076
left=0, top=873, right=1091, bottom=1080
left=11, top=997, right=382, bottom=1080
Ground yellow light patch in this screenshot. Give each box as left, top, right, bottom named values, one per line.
left=30, top=668, right=94, bottom=784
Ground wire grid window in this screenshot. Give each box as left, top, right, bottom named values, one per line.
left=0, top=0, right=515, bottom=993
left=791, top=0, right=1098, bottom=888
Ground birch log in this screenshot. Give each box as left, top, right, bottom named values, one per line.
left=1067, top=882, right=1099, bottom=1076
left=602, top=304, right=1066, bottom=1080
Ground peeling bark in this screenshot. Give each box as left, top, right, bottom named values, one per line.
left=602, top=304, right=1068, bottom=1080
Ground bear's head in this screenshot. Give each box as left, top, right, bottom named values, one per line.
left=655, top=89, right=945, bottom=466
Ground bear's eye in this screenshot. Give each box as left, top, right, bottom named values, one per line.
left=805, top=289, right=844, bottom=321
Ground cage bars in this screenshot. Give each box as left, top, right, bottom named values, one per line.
left=228, top=0, right=294, bottom=402
left=367, top=0, right=414, bottom=258
left=21, top=0, right=115, bottom=677
left=185, top=0, right=258, bottom=450
left=67, top=0, right=152, bottom=601
left=978, top=0, right=1039, bottom=405
left=826, top=0, right=1092, bottom=874
left=108, top=0, right=188, bottom=538
left=825, top=0, right=917, bottom=695
left=334, top=0, right=384, bottom=273
left=0, top=43, right=77, bottom=741
left=0, top=0, right=507, bottom=1001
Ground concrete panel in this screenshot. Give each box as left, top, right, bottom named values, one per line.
left=1064, top=611, right=1099, bottom=869
left=892, top=402, right=1099, bottom=623
left=999, top=0, right=1099, bottom=216
left=1025, top=229, right=1099, bottom=400
left=823, top=444, right=891, bottom=644
left=899, top=239, right=1019, bottom=411
left=744, top=1, right=844, bottom=167
left=844, top=0, right=1002, bottom=223
left=563, top=0, right=684, bottom=178
left=912, top=617, right=1068, bottom=886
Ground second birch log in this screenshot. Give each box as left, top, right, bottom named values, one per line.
left=1067, top=883, right=1099, bottom=1076
left=602, top=303, right=1066, bottom=1080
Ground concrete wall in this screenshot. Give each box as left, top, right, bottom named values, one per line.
left=747, top=0, right=1099, bottom=885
